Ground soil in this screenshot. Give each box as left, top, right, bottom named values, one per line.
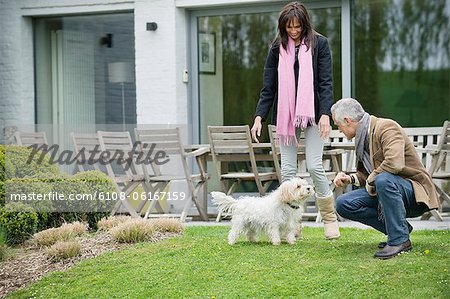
left=0, top=231, right=180, bottom=298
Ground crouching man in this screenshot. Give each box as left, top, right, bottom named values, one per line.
left=331, top=98, right=439, bottom=259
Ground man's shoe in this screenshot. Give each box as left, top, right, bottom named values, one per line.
left=377, top=222, right=413, bottom=249
left=374, top=240, right=412, bottom=260
left=378, top=241, right=387, bottom=249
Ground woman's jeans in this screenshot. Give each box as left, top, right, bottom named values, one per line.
left=336, top=172, right=429, bottom=246
left=279, top=125, right=330, bottom=197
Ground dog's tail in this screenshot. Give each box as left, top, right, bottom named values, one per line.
left=210, top=192, right=238, bottom=215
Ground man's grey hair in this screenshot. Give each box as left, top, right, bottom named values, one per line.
left=331, top=98, right=366, bottom=124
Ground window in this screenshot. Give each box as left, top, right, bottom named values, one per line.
left=353, top=0, right=450, bottom=126
left=197, top=7, right=342, bottom=143
left=34, top=13, right=136, bottom=129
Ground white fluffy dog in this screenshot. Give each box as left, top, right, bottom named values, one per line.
left=211, top=177, right=314, bottom=245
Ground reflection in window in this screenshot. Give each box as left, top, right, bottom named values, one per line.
left=34, top=13, right=136, bottom=127
left=353, top=0, right=449, bottom=126
left=198, top=8, right=342, bottom=143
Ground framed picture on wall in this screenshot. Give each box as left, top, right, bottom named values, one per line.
left=198, top=33, right=216, bottom=74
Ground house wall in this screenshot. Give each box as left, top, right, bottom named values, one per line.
left=135, top=0, right=189, bottom=125
left=0, top=0, right=35, bottom=140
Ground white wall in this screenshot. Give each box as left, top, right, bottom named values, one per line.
left=0, top=0, right=35, bottom=141
left=135, top=0, right=189, bottom=126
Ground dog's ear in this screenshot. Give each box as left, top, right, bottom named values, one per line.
left=279, top=181, right=294, bottom=203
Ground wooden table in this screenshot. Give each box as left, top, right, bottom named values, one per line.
left=186, top=142, right=346, bottom=219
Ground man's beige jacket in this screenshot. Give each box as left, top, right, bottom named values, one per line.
left=355, top=116, right=439, bottom=209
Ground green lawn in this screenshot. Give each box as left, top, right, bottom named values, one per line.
left=9, top=227, right=450, bottom=299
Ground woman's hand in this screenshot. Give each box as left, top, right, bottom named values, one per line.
left=251, top=116, right=263, bottom=143
left=318, top=114, right=331, bottom=139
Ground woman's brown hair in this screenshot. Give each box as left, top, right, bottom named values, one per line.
left=273, top=2, right=316, bottom=53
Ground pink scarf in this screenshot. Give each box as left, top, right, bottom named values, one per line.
left=276, top=37, right=315, bottom=145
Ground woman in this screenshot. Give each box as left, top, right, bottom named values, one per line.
left=251, top=1, right=339, bottom=239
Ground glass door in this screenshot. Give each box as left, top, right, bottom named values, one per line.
left=192, top=3, right=343, bottom=144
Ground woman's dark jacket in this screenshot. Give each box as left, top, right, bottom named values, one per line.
left=254, top=35, right=334, bottom=125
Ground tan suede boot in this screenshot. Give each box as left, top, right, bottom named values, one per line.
left=316, top=192, right=340, bottom=239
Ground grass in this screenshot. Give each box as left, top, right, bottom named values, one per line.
left=8, top=227, right=450, bottom=298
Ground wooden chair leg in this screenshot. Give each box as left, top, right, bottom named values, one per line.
left=226, top=180, right=239, bottom=195
left=180, top=196, right=193, bottom=222
left=431, top=210, right=444, bottom=222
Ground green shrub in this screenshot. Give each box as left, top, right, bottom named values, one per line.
left=0, top=145, right=116, bottom=233
left=48, top=171, right=115, bottom=230
left=0, top=144, right=58, bottom=208
left=46, top=240, right=81, bottom=261
left=0, top=225, right=6, bottom=261
left=0, top=202, right=39, bottom=245
left=0, top=245, right=6, bottom=261
left=2, top=145, right=60, bottom=179
left=0, top=146, right=5, bottom=182
left=0, top=181, right=4, bottom=206
left=1, top=146, right=5, bottom=206
left=4, top=178, right=54, bottom=231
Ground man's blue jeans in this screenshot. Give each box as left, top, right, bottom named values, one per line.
left=336, top=172, right=429, bottom=246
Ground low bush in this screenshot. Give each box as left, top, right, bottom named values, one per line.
left=2, top=145, right=60, bottom=180
left=150, top=218, right=184, bottom=233
left=0, top=244, right=5, bottom=261
left=97, top=215, right=132, bottom=231
left=33, top=221, right=87, bottom=247
left=0, top=225, right=6, bottom=261
left=1, top=144, right=116, bottom=241
left=46, top=241, right=81, bottom=261
left=0, top=146, right=5, bottom=182
left=0, top=181, right=4, bottom=206
left=0, top=202, right=39, bottom=245
left=5, top=177, right=53, bottom=231
left=110, top=219, right=156, bottom=243
left=47, top=171, right=116, bottom=230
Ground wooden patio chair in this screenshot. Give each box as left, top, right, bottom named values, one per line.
left=14, top=131, right=48, bottom=147
left=208, top=125, right=278, bottom=221
left=416, top=121, right=450, bottom=220
left=404, top=124, right=448, bottom=221
left=268, top=125, right=343, bottom=221
left=97, top=130, right=152, bottom=218
left=328, top=129, right=356, bottom=173
left=71, top=132, right=103, bottom=173
left=135, top=127, right=209, bottom=222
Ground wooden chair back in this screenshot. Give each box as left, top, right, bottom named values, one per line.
left=14, top=131, right=48, bottom=147
left=135, top=127, right=209, bottom=221
left=71, top=132, right=102, bottom=172
left=208, top=125, right=277, bottom=196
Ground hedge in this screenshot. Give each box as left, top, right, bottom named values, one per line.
left=0, top=202, right=39, bottom=245
left=0, top=144, right=117, bottom=242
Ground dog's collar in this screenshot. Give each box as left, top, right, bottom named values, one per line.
left=287, top=203, right=301, bottom=209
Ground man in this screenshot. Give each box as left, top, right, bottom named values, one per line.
left=331, top=98, right=439, bottom=259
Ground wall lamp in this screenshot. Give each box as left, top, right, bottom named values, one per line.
left=101, top=33, right=113, bottom=48
left=146, top=22, right=158, bottom=31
